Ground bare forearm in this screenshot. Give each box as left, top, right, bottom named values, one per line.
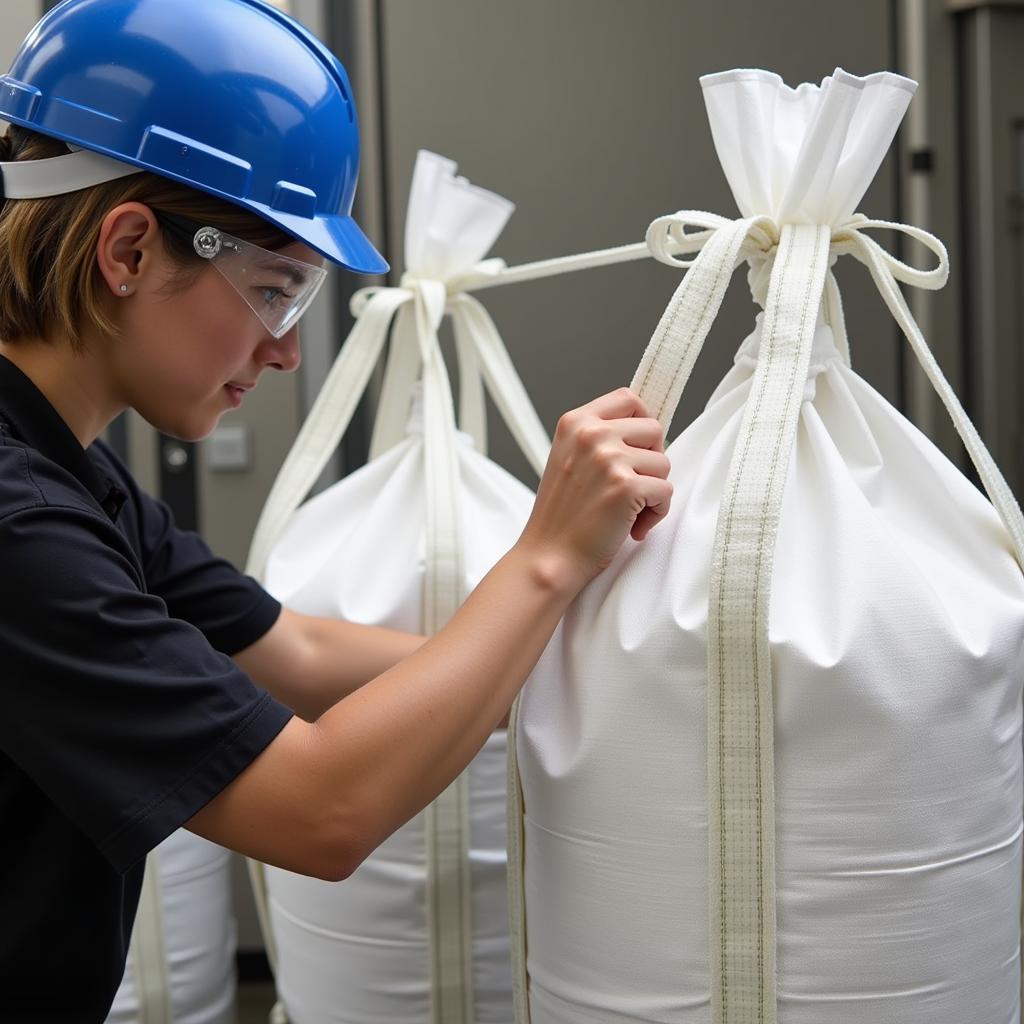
left=191, top=390, right=672, bottom=880
left=310, top=541, right=577, bottom=853
left=234, top=608, right=426, bottom=721
left=297, top=617, right=427, bottom=719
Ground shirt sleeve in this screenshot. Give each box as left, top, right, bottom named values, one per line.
left=93, top=439, right=281, bottom=655
left=0, top=502, right=294, bottom=874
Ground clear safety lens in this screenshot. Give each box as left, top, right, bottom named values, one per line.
left=190, top=226, right=327, bottom=338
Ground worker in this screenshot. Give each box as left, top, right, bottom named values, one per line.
left=0, top=2, right=672, bottom=1020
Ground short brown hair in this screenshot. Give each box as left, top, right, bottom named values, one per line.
left=0, top=125, right=296, bottom=351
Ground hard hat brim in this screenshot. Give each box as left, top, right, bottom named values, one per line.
left=257, top=205, right=390, bottom=276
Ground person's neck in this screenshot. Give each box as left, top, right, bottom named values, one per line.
left=0, top=336, right=124, bottom=449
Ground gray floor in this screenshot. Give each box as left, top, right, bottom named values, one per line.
left=237, top=981, right=276, bottom=1024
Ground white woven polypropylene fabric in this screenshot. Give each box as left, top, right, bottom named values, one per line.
left=262, top=401, right=533, bottom=1024
left=510, top=68, right=1024, bottom=1024
left=107, top=832, right=235, bottom=1024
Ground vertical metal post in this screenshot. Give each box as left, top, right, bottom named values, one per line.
left=901, top=0, right=938, bottom=440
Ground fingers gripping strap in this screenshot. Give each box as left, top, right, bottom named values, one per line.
left=630, top=217, right=769, bottom=433
left=246, top=288, right=409, bottom=578
left=131, top=850, right=173, bottom=1024
left=708, top=225, right=831, bottom=1024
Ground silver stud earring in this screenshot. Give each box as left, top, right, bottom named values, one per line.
left=119, top=284, right=129, bottom=294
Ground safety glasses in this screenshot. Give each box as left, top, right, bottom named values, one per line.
left=154, top=211, right=328, bottom=338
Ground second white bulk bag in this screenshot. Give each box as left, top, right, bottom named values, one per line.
left=509, top=69, right=1024, bottom=1024
left=107, top=831, right=235, bottom=1024
left=261, top=401, right=527, bottom=1024
left=247, top=151, right=550, bottom=1024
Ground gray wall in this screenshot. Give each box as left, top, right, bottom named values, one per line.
left=957, top=1, right=1024, bottom=495
left=376, top=0, right=902, bottom=484
left=0, top=2, right=42, bottom=69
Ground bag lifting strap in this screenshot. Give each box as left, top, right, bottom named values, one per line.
left=130, top=848, right=174, bottom=1024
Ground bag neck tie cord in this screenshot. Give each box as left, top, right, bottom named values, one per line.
left=629, top=209, right=1024, bottom=572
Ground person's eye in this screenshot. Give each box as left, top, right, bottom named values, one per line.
left=257, top=285, right=293, bottom=306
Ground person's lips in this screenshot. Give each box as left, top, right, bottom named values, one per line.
left=224, top=381, right=255, bottom=406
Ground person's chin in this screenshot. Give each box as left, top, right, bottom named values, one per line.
left=148, top=409, right=221, bottom=444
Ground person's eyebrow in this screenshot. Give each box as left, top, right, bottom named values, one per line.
left=254, top=260, right=310, bottom=286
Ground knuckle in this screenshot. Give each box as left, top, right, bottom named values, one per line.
left=645, top=418, right=665, bottom=442
left=555, top=410, right=579, bottom=438
left=630, top=391, right=652, bottom=416
left=608, top=466, right=636, bottom=494
left=576, top=422, right=605, bottom=450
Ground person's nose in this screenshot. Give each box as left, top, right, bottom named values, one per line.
left=258, top=324, right=302, bottom=373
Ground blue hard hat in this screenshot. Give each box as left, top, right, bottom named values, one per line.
left=0, top=0, right=389, bottom=274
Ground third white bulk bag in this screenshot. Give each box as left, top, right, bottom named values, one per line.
left=509, top=69, right=1024, bottom=1024
left=247, top=151, right=550, bottom=1024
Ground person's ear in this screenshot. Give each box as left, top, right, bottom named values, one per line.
left=95, top=202, right=162, bottom=299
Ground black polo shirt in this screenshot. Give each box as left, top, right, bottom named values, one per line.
left=0, top=354, right=293, bottom=1023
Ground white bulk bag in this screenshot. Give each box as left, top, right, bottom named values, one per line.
left=107, top=831, right=235, bottom=1024
left=247, top=151, right=550, bottom=1024
left=509, top=69, right=1024, bottom=1024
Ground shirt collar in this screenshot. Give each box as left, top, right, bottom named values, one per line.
left=0, top=354, right=127, bottom=521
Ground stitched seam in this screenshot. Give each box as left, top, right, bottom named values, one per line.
left=0, top=436, right=47, bottom=512
left=0, top=441, right=126, bottom=527
left=16, top=445, right=45, bottom=508
left=0, top=497, right=121, bottom=530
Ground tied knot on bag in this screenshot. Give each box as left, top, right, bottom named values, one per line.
left=349, top=258, right=508, bottom=329
left=332, top=255, right=550, bottom=480
left=644, top=210, right=949, bottom=337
